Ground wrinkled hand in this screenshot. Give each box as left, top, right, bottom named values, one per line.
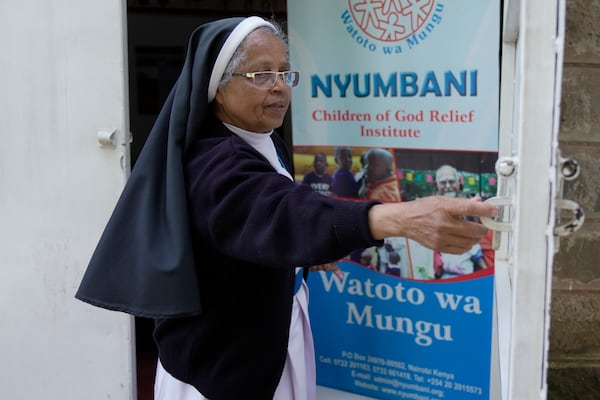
left=368, top=196, right=498, bottom=255
left=309, top=263, right=344, bottom=280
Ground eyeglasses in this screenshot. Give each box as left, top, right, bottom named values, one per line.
left=437, top=179, right=457, bottom=186
left=231, top=71, right=300, bottom=88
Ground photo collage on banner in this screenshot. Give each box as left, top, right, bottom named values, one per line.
left=288, top=1, right=500, bottom=399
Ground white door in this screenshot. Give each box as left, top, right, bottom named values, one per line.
left=486, top=0, right=584, bottom=399
left=0, top=1, right=134, bottom=399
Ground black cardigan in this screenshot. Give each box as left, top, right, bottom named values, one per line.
left=154, top=123, right=382, bottom=399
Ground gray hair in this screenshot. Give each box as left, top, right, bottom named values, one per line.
left=218, top=22, right=287, bottom=89
left=366, top=148, right=393, bottom=165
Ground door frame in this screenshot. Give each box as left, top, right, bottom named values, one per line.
left=494, top=0, right=566, bottom=398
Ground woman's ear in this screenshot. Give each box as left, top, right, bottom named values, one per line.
left=214, top=88, right=224, bottom=105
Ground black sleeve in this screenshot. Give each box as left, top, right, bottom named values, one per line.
left=185, top=135, right=382, bottom=269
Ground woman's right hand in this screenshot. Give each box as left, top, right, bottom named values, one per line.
left=367, top=196, right=498, bottom=254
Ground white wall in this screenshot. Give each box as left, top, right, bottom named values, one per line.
left=0, top=1, right=134, bottom=399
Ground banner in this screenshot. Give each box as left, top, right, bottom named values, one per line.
left=288, top=1, right=500, bottom=399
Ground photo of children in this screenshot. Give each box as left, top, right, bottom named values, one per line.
left=330, top=147, right=360, bottom=199
left=431, top=164, right=489, bottom=278
left=361, top=148, right=401, bottom=202
left=301, top=151, right=332, bottom=196
left=293, top=146, right=497, bottom=280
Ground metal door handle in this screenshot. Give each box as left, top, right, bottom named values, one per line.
left=480, top=196, right=513, bottom=232
left=480, top=155, right=585, bottom=248
left=479, top=158, right=517, bottom=249
left=554, top=156, right=585, bottom=236
left=554, top=199, right=585, bottom=236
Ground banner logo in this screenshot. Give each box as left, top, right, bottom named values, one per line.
left=343, top=0, right=443, bottom=54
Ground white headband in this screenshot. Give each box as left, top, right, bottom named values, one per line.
left=207, top=16, right=274, bottom=102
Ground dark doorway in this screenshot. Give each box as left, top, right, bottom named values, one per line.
left=126, top=2, right=287, bottom=398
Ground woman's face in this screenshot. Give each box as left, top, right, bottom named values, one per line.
left=214, top=29, right=291, bottom=133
